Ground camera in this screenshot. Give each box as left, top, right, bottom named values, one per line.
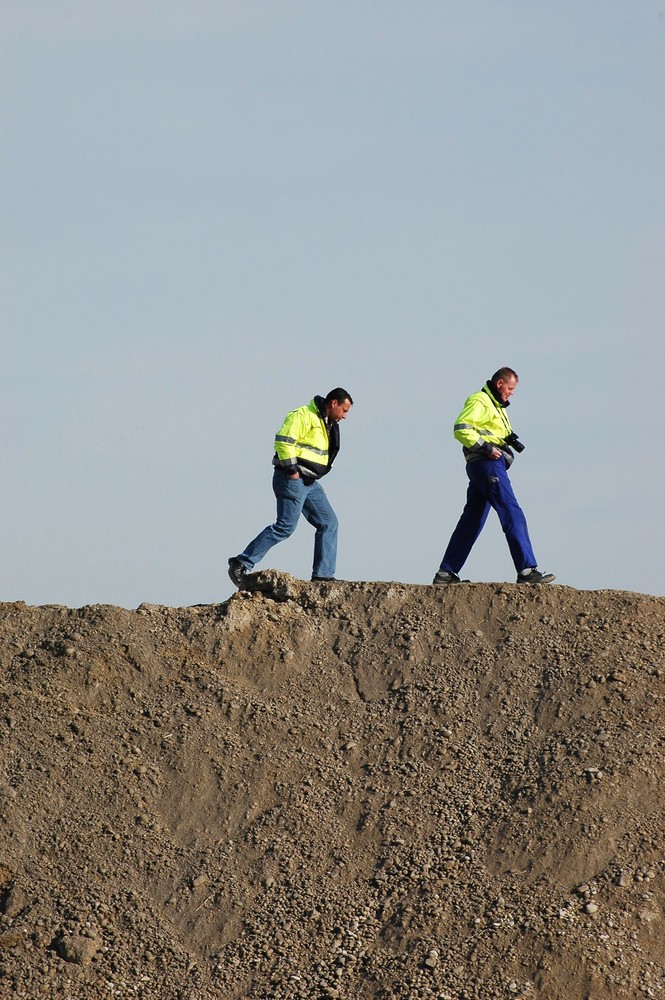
left=505, top=432, right=525, bottom=453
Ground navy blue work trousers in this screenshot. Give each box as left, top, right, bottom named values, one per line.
left=439, top=456, right=537, bottom=575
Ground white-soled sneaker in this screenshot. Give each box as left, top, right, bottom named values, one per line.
left=517, top=568, right=556, bottom=584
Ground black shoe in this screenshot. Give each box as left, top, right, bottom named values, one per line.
left=516, top=568, right=556, bottom=584
left=432, top=570, right=469, bottom=584
left=311, top=576, right=336, bottom=582
left=228, top=557, right=248, bottom=588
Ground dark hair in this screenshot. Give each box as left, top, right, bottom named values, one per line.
left=325, top=387, right=354, bottom=405
left=491, top=367, right=518, bottom=383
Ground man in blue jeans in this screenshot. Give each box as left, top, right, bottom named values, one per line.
left=228, top=389, right=353, bottom=587
left=434, top=367, right=555, bottom=585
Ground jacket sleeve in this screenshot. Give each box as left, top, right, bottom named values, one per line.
left=453, top=394, right=494, bottom=455
left=274, top=408, right=306, bottom=469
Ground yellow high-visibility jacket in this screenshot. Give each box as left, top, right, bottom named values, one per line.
left=272, top=396, right=338, bottom=480
left=454, top=384, right=515, bottom=464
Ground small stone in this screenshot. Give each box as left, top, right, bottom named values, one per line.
left=584, top=902, right=599, bottom=914
left=1, top=884, right=26, bottom=918
left=56, top=933, right=99, bottom=965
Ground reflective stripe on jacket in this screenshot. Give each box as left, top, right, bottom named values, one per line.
left=272, top=397, right=337, bottom=480
left=454, top=384, right=514, bottom=463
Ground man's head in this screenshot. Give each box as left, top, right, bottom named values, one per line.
left=325, top=388, right=353, bottom=422
left=490, top=367, right=518, bottom=404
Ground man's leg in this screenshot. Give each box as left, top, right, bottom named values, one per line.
left=301, top=480, right=338, bottom=579
left=438, top=473, right=490, bottom=575
left=236, top=471, right=306, bottom=570
left=481, top=460, right=537, bottom=572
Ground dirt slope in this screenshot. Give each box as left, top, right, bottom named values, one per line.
left=0, top=574, right=663, bottom=1000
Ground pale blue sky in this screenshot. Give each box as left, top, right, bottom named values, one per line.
left=2, top=1, right=663, bottom=607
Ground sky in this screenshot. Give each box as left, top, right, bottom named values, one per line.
left=2, top=1, right=664, bottom=608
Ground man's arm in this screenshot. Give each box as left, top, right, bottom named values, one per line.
left=453, top=395, right=499, bottom=457
left=274, top=409, right=305, bottom=476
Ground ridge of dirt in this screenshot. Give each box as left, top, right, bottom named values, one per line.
left=0, top=573, right=663, bottom=999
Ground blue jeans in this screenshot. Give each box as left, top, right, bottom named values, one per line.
left=238, top=470, right=338, bottom=578
left=439, top=457, right=537, bottom=574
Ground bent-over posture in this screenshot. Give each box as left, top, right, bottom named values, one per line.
left=229, top=388, right=353, bottom=587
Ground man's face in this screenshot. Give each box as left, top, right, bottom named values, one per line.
left=495, top=376, right=518, bottom=403
left=327, top=398, right=352, bottom=422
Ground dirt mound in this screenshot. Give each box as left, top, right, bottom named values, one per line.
left=0, top=575, right=663, bottom=999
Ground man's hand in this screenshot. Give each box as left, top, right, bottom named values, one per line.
left=288, top=472, right=300, bottom=479
left=489, top=447, right=502, bottom=460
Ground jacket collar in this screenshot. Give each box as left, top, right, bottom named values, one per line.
left=313, top=395, right=328, bottom=420
left=484, top=380, right=510, bottom=408
left=312, top=395, right=340, bottom=467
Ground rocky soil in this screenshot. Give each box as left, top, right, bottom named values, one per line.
left=0, top=573, right=663, bottom=999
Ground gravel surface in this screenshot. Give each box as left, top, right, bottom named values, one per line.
left=0, top=572, right=663, bottom=999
